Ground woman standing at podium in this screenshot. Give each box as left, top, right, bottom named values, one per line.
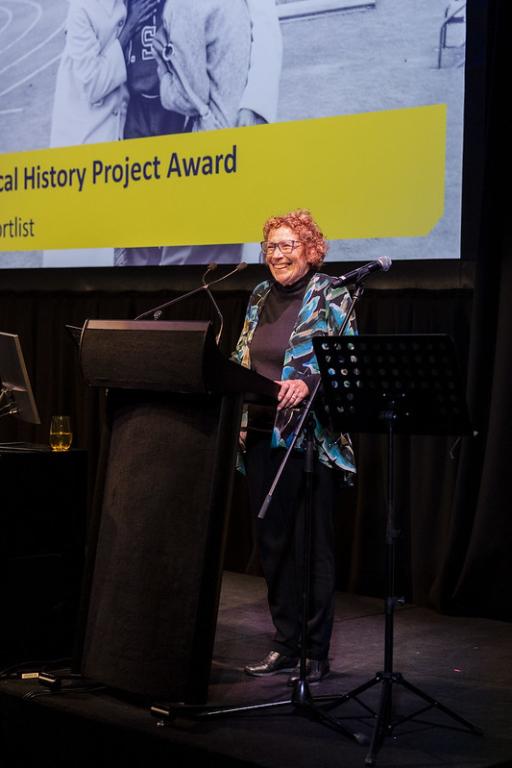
left=232, top=210, right=356, bottom=684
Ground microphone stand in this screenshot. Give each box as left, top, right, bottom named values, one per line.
left=200, top=266, right=224, bottom=346
left=204, top=286, right=224, bottom=346
left=151, top=278, right=368, bottom=746
left=259, top=282, right=364, bottom=520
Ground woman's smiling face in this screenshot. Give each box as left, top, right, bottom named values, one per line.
left=265, top=225, right=311, bottom=286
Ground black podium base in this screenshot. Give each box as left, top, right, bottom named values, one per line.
left=81, top=391, right=242, bottom=703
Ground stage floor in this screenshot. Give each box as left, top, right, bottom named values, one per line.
left=1, top=571, right=511, bottom=768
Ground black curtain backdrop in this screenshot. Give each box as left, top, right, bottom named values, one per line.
left=1, top=0, right=510, bottom=623
left=0, top=267, right=476, bottom=616
left=430, top=0, right=511, bottom=621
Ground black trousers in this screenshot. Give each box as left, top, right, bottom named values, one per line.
left=245, top=433, right=337, bottom=660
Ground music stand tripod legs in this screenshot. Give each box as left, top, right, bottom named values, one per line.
left=314, top=403, right=483, bottom=766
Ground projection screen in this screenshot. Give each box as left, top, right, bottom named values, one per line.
left=0, top=0, right=467, bottom=268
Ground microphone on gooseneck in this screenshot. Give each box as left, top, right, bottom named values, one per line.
left=332, top=256, right=392, bottom=288
left=201, top=263, right=218, bottom=284
left=205, top=261, right=248, bottom=289
left=134, top=262, right=247, bottom=325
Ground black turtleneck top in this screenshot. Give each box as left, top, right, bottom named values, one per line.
left=248, top=271, right=317, bottom=432
left=250, top=270, right=312, bottom=381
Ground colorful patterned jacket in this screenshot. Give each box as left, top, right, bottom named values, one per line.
left=232, top=272, right=356, bottom=473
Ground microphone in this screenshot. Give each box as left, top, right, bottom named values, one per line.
left=134, top=262, right=247, bottom=324
left=201, top=263, right=218, bottom=286
left=332, top=256, right=392, bottom=288
left=204, top=260, right=247, bottom=290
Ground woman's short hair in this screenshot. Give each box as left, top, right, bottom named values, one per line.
left=263, top=209, right=328, bottom=266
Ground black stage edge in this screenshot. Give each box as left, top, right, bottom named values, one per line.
left=1, top=572, right=511, bottom=768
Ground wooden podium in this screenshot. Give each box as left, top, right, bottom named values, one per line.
left=77, top=320, right=277, bottom=703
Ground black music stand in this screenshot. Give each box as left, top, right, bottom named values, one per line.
left=313, top=333, right=482, bottom=765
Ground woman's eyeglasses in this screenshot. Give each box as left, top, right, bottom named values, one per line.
left=260, top=240, right=303, bottom=256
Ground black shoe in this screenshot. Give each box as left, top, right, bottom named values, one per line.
left=287, top=658, right=330, bottom=685
left=245, top=651, right=299, bottom=677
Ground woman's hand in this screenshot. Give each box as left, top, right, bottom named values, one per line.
left=119, top=0, right=158, bottom=50
left=127, top=0, right=157, bottom=31
left=274, top=379, right=310, bottom=411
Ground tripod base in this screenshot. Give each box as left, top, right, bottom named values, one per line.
left=150, top=667, right=482, bottom=761
left=314, top=669, right=482, bottom=765
left=150, top=677, right=368, bottom=745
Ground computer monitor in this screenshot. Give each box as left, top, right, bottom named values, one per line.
left=0, top=332, right=40, bottom=424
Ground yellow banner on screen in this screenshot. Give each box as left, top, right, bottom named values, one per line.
left=0, top=105, right=445, bottom=251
